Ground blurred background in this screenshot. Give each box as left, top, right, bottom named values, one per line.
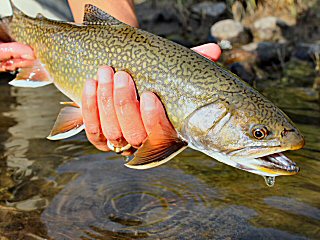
left=0, top=0, right=319, bottom=239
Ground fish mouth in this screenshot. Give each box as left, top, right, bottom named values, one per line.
left=251, top=152, right=300, bottom=176
left=202, top=149, right=300, bottom=177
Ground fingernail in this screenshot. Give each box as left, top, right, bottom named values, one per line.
left=142, top=93, right=156, bottom=111
left=98, top=67, right=113, bottom=84
left=21, top=54, right=33, bottom=60
left=85, top=79, right=97, bottom=96
left=114, top=72, right=128, bottom=89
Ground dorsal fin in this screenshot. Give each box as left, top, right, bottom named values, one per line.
left=83, top=4, right=123, bottom=26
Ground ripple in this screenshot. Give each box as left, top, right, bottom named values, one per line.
left=42, top=155, right=218, bottom=239
left=41, top=156, right=308, bottom=240
left=264, top=196, right=320, bottom=221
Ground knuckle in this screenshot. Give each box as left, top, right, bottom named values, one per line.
left=115, top=98, right=132, bottom=108
left=99, top=94, right=113, bottom=106
left=85, top=126, right=104, bottom=143
left=125, top=131, right=146, bottom=146
left=105, top=131, right=123, bottom=142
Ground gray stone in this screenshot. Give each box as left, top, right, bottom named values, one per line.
left=242, top=42, right=291, bottom=65
left=230, top=62, right=255, bottom=86
left=210, top=19, right=251, bottom=46
left=252, top=16, right=288, bottom=42
left=293, top=43, right=320, bottom=62
left=191, top=2, right=227, bottom=20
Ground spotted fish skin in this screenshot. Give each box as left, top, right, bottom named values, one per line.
left=3, top=4, right=302, bottom=142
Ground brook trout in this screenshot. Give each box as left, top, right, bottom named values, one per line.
left=0, top=2, right=304, bottom=178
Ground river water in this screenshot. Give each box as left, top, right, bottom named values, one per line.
left=0, top=70, right=319, bottom=240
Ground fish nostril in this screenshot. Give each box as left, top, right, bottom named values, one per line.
left=281, top=128, right=295, bottom=138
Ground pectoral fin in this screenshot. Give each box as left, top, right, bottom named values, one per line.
left=47, top=107, right=84, bottom=140
left=9, top=60, right=53, bottom=88
left=125, top=123, right=188, bottom=169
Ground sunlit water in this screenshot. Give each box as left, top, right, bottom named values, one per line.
left=0, top=73, right=319, bottom=239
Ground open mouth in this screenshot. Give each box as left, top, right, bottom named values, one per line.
left=256, top=152, right=299, bottom=175
left=201, top=148, right=300, bottom=177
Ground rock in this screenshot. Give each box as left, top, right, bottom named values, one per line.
left=252, top=16, right=288, bottom=42
left=191, top=2, right=227, bottom=20
left=242, top=42, right=291, bottom=65
left=293, top=43, right=320, bottom=62
left=136, top=3, right=181, bottom=37
left=229, top=62, right=255, bottom=86
left=210, top=19, right=251, bottom=46
left=222, top=49, right=257, bottom=65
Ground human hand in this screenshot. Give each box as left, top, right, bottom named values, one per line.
left=82, top=43, right=222, bottom=155
left=0, top=42, right=35, bottom=72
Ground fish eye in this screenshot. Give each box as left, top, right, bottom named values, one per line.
left=252, top=126, right=268, bottom=140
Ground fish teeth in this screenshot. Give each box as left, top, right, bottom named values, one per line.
left=260, top=152, right=298, bottom=172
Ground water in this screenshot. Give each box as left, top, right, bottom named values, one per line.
left=0, top=72, right=319, bottom=239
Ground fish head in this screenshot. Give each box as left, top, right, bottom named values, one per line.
left=184, top=93, right=305, bottom=177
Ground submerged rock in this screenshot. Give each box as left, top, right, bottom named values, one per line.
left=282, top=58, right=316, bottom=86
left=210, top=19, right=251, bottom=46
left=252, top=16, right=288, bottom=42
left=191, top=2, right=227, bottom=20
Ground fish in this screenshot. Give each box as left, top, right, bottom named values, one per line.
left=0, top=2, right=305, bottom=178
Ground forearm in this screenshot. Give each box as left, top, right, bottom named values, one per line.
left=67, top=0, right=139, bottom=27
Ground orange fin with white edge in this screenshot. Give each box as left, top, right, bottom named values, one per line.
left=9, top=60, right=53, bottom=88
left=125, top=122, right=188, bottom=169
left=47, top=107, right=84, bottom=141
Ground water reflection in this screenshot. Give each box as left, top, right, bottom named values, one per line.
left=41, top=157, right=307, bottom=240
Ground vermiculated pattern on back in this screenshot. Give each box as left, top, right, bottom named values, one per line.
left=7, top=6, right=293, bottom=134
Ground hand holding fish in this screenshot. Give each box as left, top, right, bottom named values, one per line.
left=0, top=41, right=222, bottom=155
left=81, top=44, right=221, bottom=155
left=0, top=2, right=305, bottom=178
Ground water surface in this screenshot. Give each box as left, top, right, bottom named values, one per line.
left=0, top=73, right=319, bottom=239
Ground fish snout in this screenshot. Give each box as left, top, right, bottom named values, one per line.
left=281, top=127, right=305, bottom=150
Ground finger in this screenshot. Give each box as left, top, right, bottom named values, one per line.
left=140, top=92, right=173, bottom=135
left=97, top=66, right=128, bottom=147
left=191, top=43, right=221, bottom=62
left=82, top=79, right=109, bottom=151
left=0, top=42, right=34, bottom=61
left=0, top=58, right=34, bottom=72
left=114, top=71, right=147, bottom=147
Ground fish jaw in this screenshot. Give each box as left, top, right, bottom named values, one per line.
left=189, top=144, right=300, bottom=177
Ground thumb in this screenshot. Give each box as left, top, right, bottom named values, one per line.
left=191, top=43, right=221, bottom=62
